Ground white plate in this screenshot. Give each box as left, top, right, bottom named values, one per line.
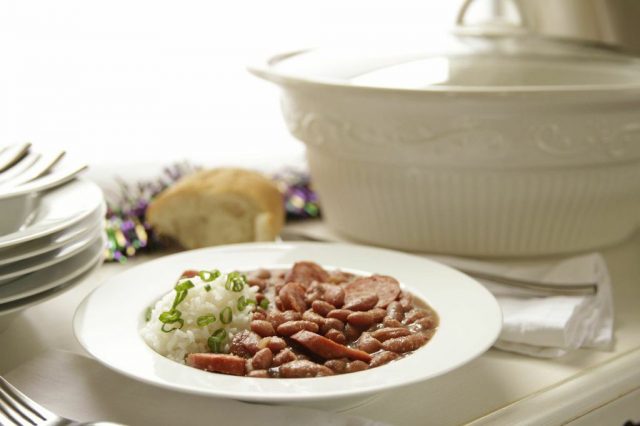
left=0, top=179, right=103, bottom=249
left=0, top=202, right=105, bottom=266
left=0, top=235, right=104, bottom=304
left=0, top=255, right=104, bottom=332
left=0, top=227, right=103, bottom=284
left=74, top=242, right=502, bottom=404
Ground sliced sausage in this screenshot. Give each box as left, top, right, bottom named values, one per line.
left=319, top=284, right=345, bottom=307
left=279, top=282, right=308, bottom=313
left=343, top=275, right=401, bottom=308
left=284, top=261, right=330, bottom=286
left=290, top=330, right=372, bottom=362
left=186, top=353, right=246, bottom=376
left=229, top=330, right=261, bottom=357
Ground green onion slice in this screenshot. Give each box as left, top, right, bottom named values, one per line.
left=161, top=319, right=184, bottom=333
left=174, top=280, right=195, bottom=292
left=225, top=272, right=246, bottom=292
left=259, top=298, right=269, bottom=310
left=207, top=328, right=228, bottom=353
left=220, top=306, right=233, bottom=324
left=199, top=269, right=221, bottom=282
left=237, top=296, right=246, bottom=311
left=204, top=284, right=212, bottom=292
left=159, top=309, right=181, bottom=324
left=197, top=314, right=216, bottom=327
left=171, top=280, right=195, bottom=310
left=144, top=307, right=152, bottom=322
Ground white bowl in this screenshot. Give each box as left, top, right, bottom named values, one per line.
left=73, top=242, right=501, bottom=405
left=250, top=39, right=640, bottom=256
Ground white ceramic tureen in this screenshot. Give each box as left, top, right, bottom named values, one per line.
left=250, top=4, right=640, bottom=256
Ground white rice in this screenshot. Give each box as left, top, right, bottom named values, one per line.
left=141, top=271, right=258, bottom=363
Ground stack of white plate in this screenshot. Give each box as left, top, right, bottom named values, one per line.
left=0, top=179, right=105, bottom=331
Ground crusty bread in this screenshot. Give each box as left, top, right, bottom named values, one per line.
left=147, top=168, right=284, bottom=249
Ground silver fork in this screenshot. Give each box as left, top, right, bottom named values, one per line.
left=0, top=375, right=124, bottom=426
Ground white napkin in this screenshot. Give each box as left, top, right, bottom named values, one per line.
left=429, top=253, right=614, bottom=358
left=282, top=222, right=615, bottom=358
left=5, top=350, right=386, bottom=426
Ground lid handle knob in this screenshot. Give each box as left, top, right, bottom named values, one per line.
left=455, top=0, right=529, bottom=36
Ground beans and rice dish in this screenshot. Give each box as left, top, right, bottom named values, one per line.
left=141, top=261, right=438, bottom=378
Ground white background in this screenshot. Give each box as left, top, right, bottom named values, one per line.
left=0, top=0, right=461, bottom=174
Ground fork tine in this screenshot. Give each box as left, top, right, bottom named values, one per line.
left=0, top=376, right=54, bottom=425
left=0, top=401, right=28, bottom=426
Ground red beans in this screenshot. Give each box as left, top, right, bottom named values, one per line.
left=250, top=320, right=276, bottom=337
left=320, top=318, right=344, bottom=334
left=259, top=336, right=287, bottom=353
left=272, top=348, right=297, bottom=367
left=404, top=309, right=428, bottom=324
left=382, top=333, right=429, bottom=353
left=355, top=333, right=382, bottom=353
left=251, top=348, right=273, bottom=370
left=324, top=329, right=347, bottom=345
left=327, top=309, right=352, bottom=322
left=324, top=358, right=347, bottom=374
left=345, top=360, right=369, bottom=373
left=279, top=360, right=334, bottom=378
left=386, top=302, right=404, bottom=322
left=343, top=293, right=379, bottom=311
left=371, top=327, right=412, bottom=342
left=370, top=351, right=400, bottom=368
left=311, top=300, right=335, bottom=317
left=276, top=320, right=319, bottom=336
left=302, top=310, right=326, bottom=326
left=346, top=311, right=375, bottom=328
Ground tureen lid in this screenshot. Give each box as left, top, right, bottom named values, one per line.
left=255, top=0, right=640, bottom=92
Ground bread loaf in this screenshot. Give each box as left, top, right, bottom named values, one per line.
left=147, top=168, right=284, bottom=249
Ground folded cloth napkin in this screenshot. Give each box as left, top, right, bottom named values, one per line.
left=5, top=350, right=386, bottom=426
left=282, top=222, right=614, bottom=358
left=429, top=253, right=614, bottom=358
